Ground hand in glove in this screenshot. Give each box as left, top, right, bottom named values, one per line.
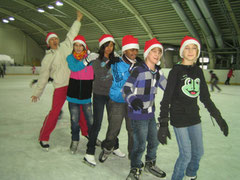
left=131, top=98, right=143, bottom=111
left=84, top=53, right=99, bottom=65
left=215, top=116, right=229, bottom=136
left=157, top=118, right=171, bottom=145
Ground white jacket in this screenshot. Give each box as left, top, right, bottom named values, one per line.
left=33, top=20, right=81, bottom=98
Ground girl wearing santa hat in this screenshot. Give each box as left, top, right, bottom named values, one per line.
left=66, top=35, right=98, bottom=154
left=158, top=36, right=229, bottom=180
left=84, top=34, right=121, bottom=166
left=123, top=38, right=167, bottom=179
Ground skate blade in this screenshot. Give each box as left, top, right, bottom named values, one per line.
left=83, top=158, right=96, bottom=167
left=41, top=147, right=49, bottom=152
left=144, top=170, right=166, bottom=179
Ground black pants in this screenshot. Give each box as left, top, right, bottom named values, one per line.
left=86, top=93, right=119, bottom=155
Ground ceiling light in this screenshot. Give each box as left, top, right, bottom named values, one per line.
left=2, top=19, right=9, bottom=23
left=37, top=8, right=45, bottom=13
left=56, top=1, right=63, bottom=6
left=48, top=5, right=54, bottom=9
left=8, top=17, right=15, bottom=21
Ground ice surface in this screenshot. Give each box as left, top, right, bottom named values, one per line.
left=0, top=75, right=239, bottom=180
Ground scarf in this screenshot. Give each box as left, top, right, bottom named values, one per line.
left=73, top=50, right=87, bottom=61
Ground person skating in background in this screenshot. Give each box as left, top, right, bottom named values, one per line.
left=99, top=35, right=142, bottom=163
left=32, top=65, right=36, bottom=74
left=84, top=34, right=120, bottom=166
left=158, top=36, right=229, bottom=180
left=225, top=67, right=234, bottom=85
left=209, top=70, right=221, bottom=92
left=31, top=11, right=83, bottom=151
left=0, top=65, right=4, bottom=78
left=123, top=38, right=167, bottom=180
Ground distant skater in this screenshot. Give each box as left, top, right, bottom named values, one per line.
left=225, top=67, right=234, bottom=85
left=209, top=70, right=221, bottom=92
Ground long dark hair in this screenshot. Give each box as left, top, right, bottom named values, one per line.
left=98, top=41, right=115, bottom=61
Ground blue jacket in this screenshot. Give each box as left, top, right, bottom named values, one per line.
left=109, top=57, right=131, bottom=103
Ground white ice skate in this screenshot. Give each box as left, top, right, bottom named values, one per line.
left=113, top=148, right=126, bottom=158
left=83, top=154, right=96, bottom=167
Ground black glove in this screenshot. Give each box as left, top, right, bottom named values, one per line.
left=131, top=98, right=143, bottom=111
left=215, top=116, right=229, bottom=136
left=157, top=118, right=171, bottom=145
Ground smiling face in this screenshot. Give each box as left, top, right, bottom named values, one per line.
left=124, top=48, right=138, bottom=60
left=181, top=77, right=200, bottom=98
left=104, top=41, right=114, bottom=57
left=48, top=37, right=59, bottom=50
left=146, top=47, right=162, bottom=65
left=182, top=44, right=198, bottom=65
left=73, top=42, right=85, bottom=53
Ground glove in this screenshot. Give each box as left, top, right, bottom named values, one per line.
left=215, top=116, right=229, bottom=136
left=157, top=117, right=171, bottom=145
left=83, top=53, right=99, bottom=65
left=131, top=98, right=143, bottom=111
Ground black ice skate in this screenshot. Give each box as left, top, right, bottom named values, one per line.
left=39, top=141, right=49, bottom=152
left=144, top=160, right=166, bottom=179
left=126, top=168, right=142, bottom=180
left=98, top=147, right=112, bottom=163
left=70, top=141, right=79, bottom=154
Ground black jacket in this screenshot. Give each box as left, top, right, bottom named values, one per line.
left=160, top=64, right=221, bottom=127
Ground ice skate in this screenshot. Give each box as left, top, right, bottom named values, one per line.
left=113, top=148, right=126, bottom=158
left=126, top=168, right=142, bottom=180
left=98, top=147, right=112, bottom=163
left=39, top=141, right=49, bottom=152
left=70, top=141, right=79, bottom=154
left=83, top=154, right=96, bottom=167
left=185, top=175, right=197, bottom=180
left=144, top=160, right=166, bottom=179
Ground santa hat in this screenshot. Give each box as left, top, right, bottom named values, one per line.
left=122, top=35, right=139, bottom=52
left=45, top=32, right=58, bottom=45
left=99, top=34, right=115, bottom=47
left=144, top=38, right=163, bottom=59
left=179, top=36, right=201, bottom=58
left=73, top=35, right=88, bottom=49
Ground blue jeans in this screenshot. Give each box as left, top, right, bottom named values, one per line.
left=131, top=118, right=159, bottom=168
left=86, top=93, right=118, bottom=155
left=172, top=123, right=204, bottom=180
left=68, top=102, right=93, bottom=141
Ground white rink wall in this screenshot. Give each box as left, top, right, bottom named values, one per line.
left=5, top=66, right=240, bottom=85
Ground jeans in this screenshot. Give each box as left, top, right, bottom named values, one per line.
left=86, top=93, right=113, bottom=155
left=130, top=118, right=159, bottom=168
left=102, top=100, right=133, bottom=155
left=68, top=102, right=93, bottom=141
left=172, top=123, right=204, bottom=180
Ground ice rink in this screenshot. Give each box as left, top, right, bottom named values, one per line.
left=0, top=75, right=239, bottom=180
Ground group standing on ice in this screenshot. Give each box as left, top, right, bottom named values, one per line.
left=31, top=11, right=229, bottom=180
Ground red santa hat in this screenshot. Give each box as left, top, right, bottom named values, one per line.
left=99, top=34, right=115, bottom=47
left=122, top=35, right=139, bottom=52
left=144, top=38, right=163, bottom=59
left=73, top=35, right=88, bottom=49
left=45, top=32, right=58, bottom=45
left=179, top=36, right=201, bottom=58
